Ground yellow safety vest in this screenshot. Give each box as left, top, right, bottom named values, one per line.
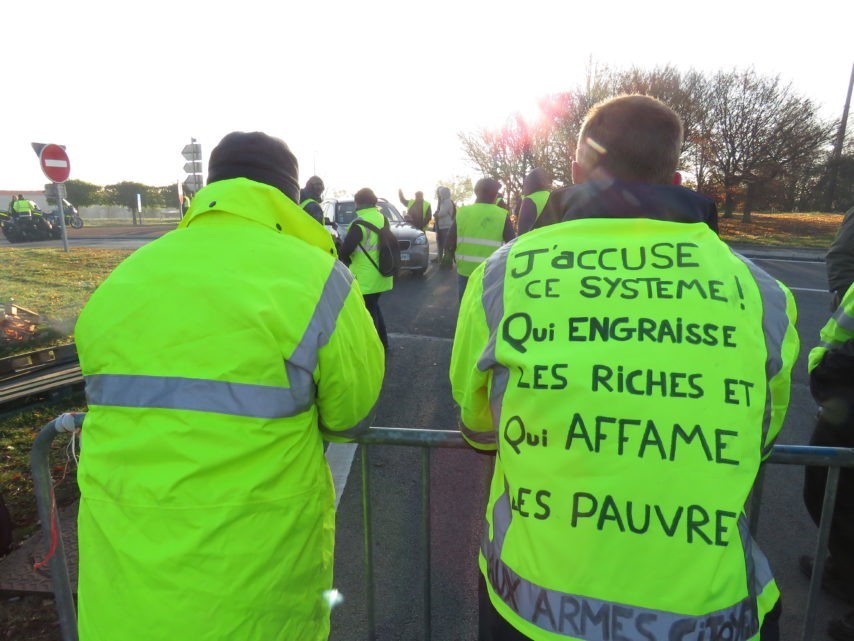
left=75, top=178, right=384, bottom=641
left=526, top=190, right=550, bottom=220
left=455, top=203, right=508, bottom=277
left=407, top=199, right=430, bottom=229
left=12, top=199, right=32, bottom=214
left=348, top=206, right=393, bottom=294
left=451, top=217, right=799, bottom=640
left=809, top=282, right=854, bottom=371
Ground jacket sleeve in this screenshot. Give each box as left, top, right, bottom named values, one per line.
left=762, top=280, right=800, bottom=457
left=809, top=283, right=854, bottom=372
left=449, top=265, right=497, bottom=451
left=338, top=223, right=363, bottom=265
left=315, top=263, right=385, bottom=442
left=516, top=198, right=538, bottom=235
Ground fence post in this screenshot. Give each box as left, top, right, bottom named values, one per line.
left=30, top=413, right=85, bottom=641
left=422, top=447, right=432, bottom=640
left=800, top=465, right=841, bottom=641
left=361, top=445, right=376, bottom=641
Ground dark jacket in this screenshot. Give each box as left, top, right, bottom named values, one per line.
left=299, top=188, right=324, bottom=225
left=826, top=207, right=854, bottom=300
left=532, top=180, right=719, bottom=233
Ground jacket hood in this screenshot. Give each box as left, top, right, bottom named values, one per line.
left=522, top=168, right=550, bottom=195
left=179, top=178, right=336, bottom=256
left=436, top=186, right=451, bottom=202
left=559, top=179, right=717, bottom=226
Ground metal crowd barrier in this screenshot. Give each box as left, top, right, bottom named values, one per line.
left=30, top=416, right=854, bottom=641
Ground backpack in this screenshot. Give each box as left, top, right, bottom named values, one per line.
left=353, top=217, right=401, bottom=277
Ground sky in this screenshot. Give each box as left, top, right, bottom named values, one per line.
left=3, top=0, right=852, bottom=205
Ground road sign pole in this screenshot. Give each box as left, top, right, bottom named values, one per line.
left=57, top=191, right=69, bottom=252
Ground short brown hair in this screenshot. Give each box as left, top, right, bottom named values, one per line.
left=577, top=94, right=683, bottom=184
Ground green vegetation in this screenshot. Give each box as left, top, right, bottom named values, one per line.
left=0, top=248, right=132, bottom=357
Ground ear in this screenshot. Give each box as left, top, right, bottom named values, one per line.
left=571, top=160, right=586, bottom=185
left=672, top=171, right=682, bottom=186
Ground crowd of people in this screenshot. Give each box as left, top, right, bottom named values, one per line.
left=68, top=94, right=854, bottom=641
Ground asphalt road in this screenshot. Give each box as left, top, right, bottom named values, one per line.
left=3, top=226, right=845, bottom=639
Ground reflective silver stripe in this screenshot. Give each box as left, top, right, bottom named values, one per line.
left=461, top=424, right=497, bottom=446
left=85, top=374, right=301, bottom=419
left=284, top=261, right=353, bottom=412
left=483, top=490, right=767, bottom=639
left=736, top=256, right=791, bottom=448
left=477, top=244, right=513, bottom=432
left=738, top=514, right=775, bottom=607
left=86, top=263, right=354, bottom=419
left=455, top=254, right=488, bottom=263
left=832, top=306, right=854, bottom=332
left=458, top=236, right=502, bottom=248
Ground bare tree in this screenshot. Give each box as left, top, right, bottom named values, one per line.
left=706, top=69, right=833, bottom=220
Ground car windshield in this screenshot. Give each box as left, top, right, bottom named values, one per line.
left=335, top=200, right=405, bottom=226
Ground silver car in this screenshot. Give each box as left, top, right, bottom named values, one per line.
left=321, top=197, right=429, bottom=276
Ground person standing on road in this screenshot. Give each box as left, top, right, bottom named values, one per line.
left=339, top=187, right=393, bottom=352
left=515, top=167, right=551, bottom=235
left=451, top=95, right=798, bottom=641
left=802, top=282, right=854, bottom=641
left=826, top=206, right=854, bottom=309
left=447, top=177, right=514, bottom=302
left=74, top=131, right=385, bottom=641
left=399, top=188, right=432, bottom=231
left=433, top=186, right=456, bottom=266
left=300, top=175, right=326, bottom=225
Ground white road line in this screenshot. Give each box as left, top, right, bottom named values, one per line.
left=750, top=257, right=823, bottom=264
left=388, top=332, right=454, bottom=343
left=790, top=287, right=830, bottom=293
left=325, top=442, right=358, bottom=510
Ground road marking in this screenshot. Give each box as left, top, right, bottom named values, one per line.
left=325, top=442, right=358, bottom=510
left=388, top=332, right=454, bottom=343
left=789, top=287, right=829, bottom=293
left=751, top=257, right=824, bottom=264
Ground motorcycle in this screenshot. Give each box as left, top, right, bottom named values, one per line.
left=1, top=211, right=58, bottom=243
left=45, top=199, right=83, bottom=229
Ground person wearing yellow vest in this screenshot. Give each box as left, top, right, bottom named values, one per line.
left=516, top=167, right=551, bottom=235
left=339, top=187, right=394, bottom=351
left=399, top=188, right=432, bottom=231
left=74, top=131, right=384, bottom=641
left=447, top=177, right=515, bottom=302
left=300, top=175, right=325, bottom=225
left=451, top=95, right=798, bottom=641
left=11, top=194, right=34, bottom=216
left=803, top=283, right=854, bottom=640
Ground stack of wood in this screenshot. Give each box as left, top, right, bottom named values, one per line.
left=0, top=304, right=39, bottom=343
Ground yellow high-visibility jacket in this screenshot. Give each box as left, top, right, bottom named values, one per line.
left=75, top=178, right=385, bottom=641
left=809, top=282, right=854, bottom=371
left=451, top=218, right=799, bottom=640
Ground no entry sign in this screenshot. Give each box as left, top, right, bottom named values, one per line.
left=39, top=144, right=71, bottom=183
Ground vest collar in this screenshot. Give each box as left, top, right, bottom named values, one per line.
left=179, top=178, right=335, bottom=255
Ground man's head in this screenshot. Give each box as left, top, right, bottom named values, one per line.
left=207, top=132, right=300, bottom=202
left=305, top=175, right=325, bottom=198
left=523, top=167, right=551, bottom=195
left=414, top=191, right=424, bottom=200
left=474, top=178, right=501, bottom=204
left=354, top=188, right=378, bottom=210
left=572, top=94, right=683, bottom=186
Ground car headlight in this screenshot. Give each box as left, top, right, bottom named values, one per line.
left=413, top=234, right=427, bottom=245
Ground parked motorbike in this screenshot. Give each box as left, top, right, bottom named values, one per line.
left=45, top=199, right=83, bottom=229
left=0, top=211, right=59, bottom=243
